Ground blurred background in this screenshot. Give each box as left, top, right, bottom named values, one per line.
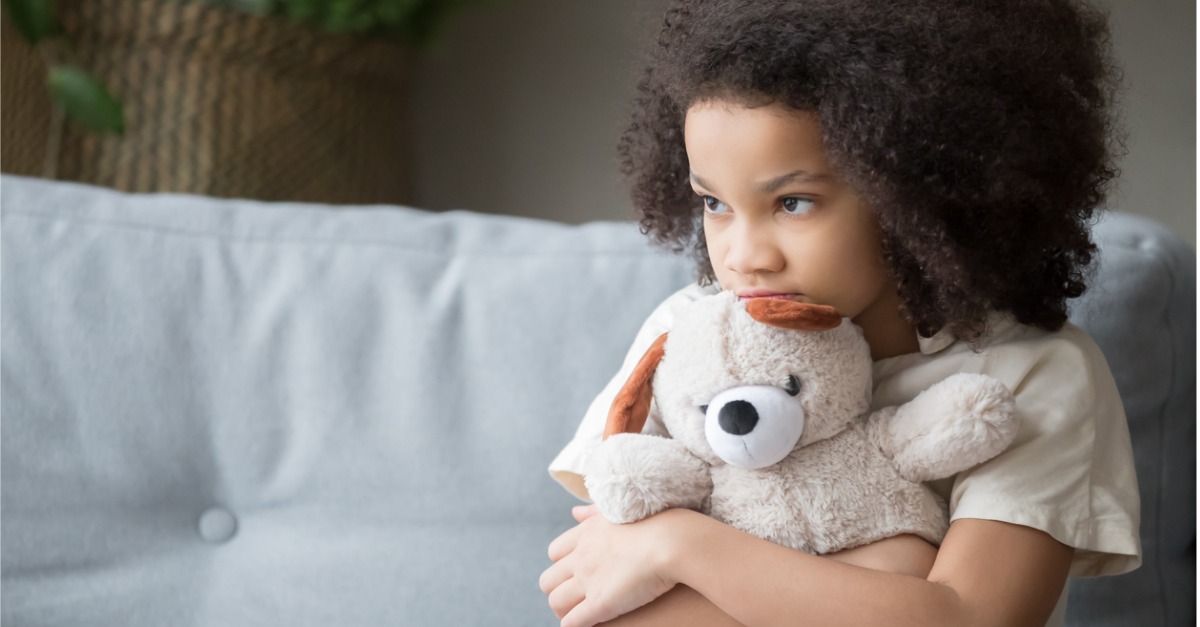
left=2, top=0, right=1194, bottom=245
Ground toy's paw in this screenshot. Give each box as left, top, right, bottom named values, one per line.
left=584, top=434, right=712, bottom=524
left=874, top=373, right=1019, bottom=482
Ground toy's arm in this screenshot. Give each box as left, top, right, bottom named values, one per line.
left=866, top=373, right=1019, bottom=483
left=585, top=434, right=713, bottom=524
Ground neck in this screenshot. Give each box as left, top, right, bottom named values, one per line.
left=853, top=289, right=919, bottom=361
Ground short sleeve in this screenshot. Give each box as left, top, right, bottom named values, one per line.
left=548, top=283, right=716, bottom=501
left=940, top=324, right=1142, bottom=577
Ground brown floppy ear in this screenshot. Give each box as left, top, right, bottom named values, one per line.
left=745, top=299, right=843, bottom=331
left=603, top=333, right=668, bottom=440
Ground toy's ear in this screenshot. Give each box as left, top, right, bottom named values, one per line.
left=603, top=333, right=668, bottom=440
left=745, top=299, right=843, bottom=331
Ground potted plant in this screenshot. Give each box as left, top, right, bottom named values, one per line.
left=1, top=0, right=493, bottom=203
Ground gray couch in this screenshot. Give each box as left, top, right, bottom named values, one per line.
left=2, top=174, right=1193, bottom=626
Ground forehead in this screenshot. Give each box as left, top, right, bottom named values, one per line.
left=683, top=101, right=831, bottom=181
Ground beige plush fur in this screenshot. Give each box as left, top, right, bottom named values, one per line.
left=585, top=291, right=1018, bottom=552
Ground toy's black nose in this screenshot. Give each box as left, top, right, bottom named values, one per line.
left=718, top=400, right=758, bottom=435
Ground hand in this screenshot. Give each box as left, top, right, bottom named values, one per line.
left=570, top=504, right=602, bottom=523
left=539, top=505, right=680, bottom=627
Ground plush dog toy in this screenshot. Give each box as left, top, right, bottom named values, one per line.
left=584, top=292, right=1019, bottom=553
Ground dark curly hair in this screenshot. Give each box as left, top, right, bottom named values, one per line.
left=617, top=0, right=1122, bottom=340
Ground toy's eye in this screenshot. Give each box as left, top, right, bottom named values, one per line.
left=784, top=375, right=800, bottom=396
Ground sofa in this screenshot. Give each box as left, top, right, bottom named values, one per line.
left=1, top=174, right=1193, bottom=626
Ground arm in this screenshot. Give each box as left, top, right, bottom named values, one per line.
left=586, top=434, right=712, bottom=523
left=599, top=531, right=939, bottom=627
left=543, top=508, right=1071, bottom=627
left=867, top=373, right=1018, bottom=482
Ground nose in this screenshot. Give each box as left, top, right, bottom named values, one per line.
left=718, top=400, right=759, bottom=435
left=723, top=218, right=785, bottom=276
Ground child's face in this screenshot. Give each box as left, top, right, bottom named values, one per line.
left=684, top=100, right=897, bottom=325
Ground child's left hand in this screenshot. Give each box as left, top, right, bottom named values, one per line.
left=539, top=505, right=680, bottom=627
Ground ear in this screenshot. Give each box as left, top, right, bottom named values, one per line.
left=603, top=333, right=669, bottom=440
left=745, top=299, right=843, bottom=331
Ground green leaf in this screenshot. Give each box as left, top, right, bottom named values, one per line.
left=3, top=0, right=57, bottom=44
left=284, top=0, right=321, bottom=22
left=372, top=0, right=420, bottom=26
left=326, top=0, right=369, bottom=32
left=47, top=66, right=125, bottom=134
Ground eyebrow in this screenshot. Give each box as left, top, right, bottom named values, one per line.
left=689, top=170, right=831, bottom=193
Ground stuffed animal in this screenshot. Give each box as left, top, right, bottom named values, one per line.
left=584, top=291, right=1019, bottom=553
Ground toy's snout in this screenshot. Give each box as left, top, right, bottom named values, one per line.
left=704, top=385, right=805, bottom=469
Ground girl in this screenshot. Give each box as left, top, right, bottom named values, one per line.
left=542, top=1, right=1140, bottom=626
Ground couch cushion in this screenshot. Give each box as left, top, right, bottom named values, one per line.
left=1, top=175, right=694, bottom=625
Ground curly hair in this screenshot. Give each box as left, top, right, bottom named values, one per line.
left=617, top=0, right=1122, bottom=340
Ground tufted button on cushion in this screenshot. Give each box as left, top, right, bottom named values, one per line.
left=197, top=507, right=238, bottom=544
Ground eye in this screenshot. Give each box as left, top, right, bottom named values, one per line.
left=780, top=197, right=815, bottom=216
left=784, top=375, right=800, bottom=396
left=701, top=195, right=729, bottom=215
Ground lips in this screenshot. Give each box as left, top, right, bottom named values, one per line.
left=735, top=289, right=805, bottom=302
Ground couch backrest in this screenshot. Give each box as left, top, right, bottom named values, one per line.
left=1066, top=211, right=1196, bottom=626
left=1, top=175, right=1193, bottom=626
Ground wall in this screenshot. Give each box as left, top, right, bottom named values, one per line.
left=412, top=0, right=1195, bottom=246
left=1096, top=0, right=1195, bottom=245
left=411, top=0, right=668, bottom=225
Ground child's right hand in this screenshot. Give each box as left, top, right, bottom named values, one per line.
left=541, top=506, right=684, bottom=627
left=823, top=534, right=938, bottom=579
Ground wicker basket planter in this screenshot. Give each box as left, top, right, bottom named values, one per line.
left=1, top=0, right=416, bottom=204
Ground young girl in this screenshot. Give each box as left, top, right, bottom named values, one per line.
left=542, top=1, right=1140, bottom=625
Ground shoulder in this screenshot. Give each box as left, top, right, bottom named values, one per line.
left=639, top=282, right=721, bottom=335
left=874, top=314, right=1117, bottom=412
left=977, top=317, right=1116, bottom=406
left=932, top=315, right=1127, bottom=472
left=926, top=317, right=1141, bottom=577
left=660, top=281, right=721, bottom=314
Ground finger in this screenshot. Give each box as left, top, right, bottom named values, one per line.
left=572, top=504, right=601, bottom=523
left=561, top=597, right=612, bottom=627
left=548, top=524, right=581, bottom=562
left=547, top=576, right=586, bottom=620
left=539, top=558, right=572, bottom=595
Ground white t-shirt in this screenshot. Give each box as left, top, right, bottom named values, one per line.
left=548, top=283, right=1141, bottom=625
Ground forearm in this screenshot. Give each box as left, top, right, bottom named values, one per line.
left=544, top=504, right=1070, bottom=627
left=601, top=586, right=743, bottom=627
left=657, top=509, right=967, bottom=627
left=604, top=536, right=938, bottom=627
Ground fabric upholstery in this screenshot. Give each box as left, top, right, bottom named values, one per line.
left=1, top=175, right=1193, bottom=626
left=1066, top=212, right=1196, bottom=626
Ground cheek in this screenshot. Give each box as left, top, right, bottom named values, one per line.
left=832, top=242, right=891, bottom=313
left=849, top=234, right=889, bottom=291
left=824, top=212, right=887, bottom=277
left=841, top=237, right=886, bottom=280
left=703, top=221, right=732, bottom=278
